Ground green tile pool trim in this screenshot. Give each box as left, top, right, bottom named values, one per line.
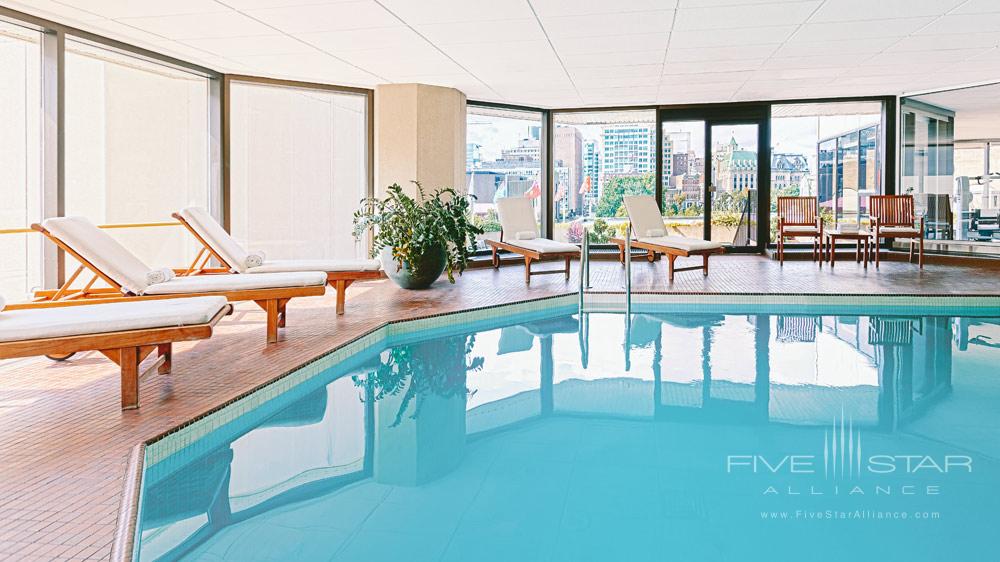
left=142, top=293, right=576, bottom=467
left=583, top=292, right=1000, bottom=309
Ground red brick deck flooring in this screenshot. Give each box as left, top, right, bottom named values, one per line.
left=0, top=255, right=998, bottom=560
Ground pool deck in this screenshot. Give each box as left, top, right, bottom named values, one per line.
left=1, top=254, right=998, bottom=561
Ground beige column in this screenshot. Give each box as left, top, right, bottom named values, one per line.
left=375, top=83, right=466, bottom=198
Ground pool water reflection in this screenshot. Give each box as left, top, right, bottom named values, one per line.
left=137, top=308, right=1000, bottom=561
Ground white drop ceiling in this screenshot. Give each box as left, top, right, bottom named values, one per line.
left=5, top=0, right=1000, bottom=108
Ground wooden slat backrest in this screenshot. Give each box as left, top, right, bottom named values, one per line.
left=777, top=196, right=817, bottom=226
left=870, top=195, right=915, bottom=227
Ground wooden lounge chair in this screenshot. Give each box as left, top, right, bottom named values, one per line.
left=611, top=195, right=725, bottom=281
left=0, top=296, right=232, bottom=409
left=776, top=196, right=823, bottom=264
left=870, top=195, right=924, bottom=268
left=30, top=216, right=327, bottom=344
left=173, top=207, right=383, bottom=315
left=486, top=197, right=580, bottom=284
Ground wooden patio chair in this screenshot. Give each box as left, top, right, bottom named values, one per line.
left=0, top=296, right=232, bottom=409
left=173, top=208, right=383, bottom=315
left=30, top=217, right=327, bottom=344
left=870, top=195, right=924, bottom=268
left=611, top=195, right=725, bottom=282
left=486, top=197, right=580, bottom=284
left=776, top=196, right=822, bottom=264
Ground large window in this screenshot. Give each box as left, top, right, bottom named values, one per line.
left=64, top=40, right=210, bottom=271
left=0, top=21, right=42, bottom=300
left=229, top=81, right=368, bottom=260
left=770, top=102, right=883, bottom=235
left=902, top=84, right=1000, bottom=245
left=551, top=110, right=656, bottom=243
left=466, top=105, right=543, bottom=250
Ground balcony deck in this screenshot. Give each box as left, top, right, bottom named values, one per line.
left=0, top=254, right=998, bottom=561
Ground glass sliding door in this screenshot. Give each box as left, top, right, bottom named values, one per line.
left=710, top=123, right=759, bottom=247
left=661, top=121, right=706, bottom=241
left=659, top=109, right=764, bottom=250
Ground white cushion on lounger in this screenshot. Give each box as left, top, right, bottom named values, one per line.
left=177, top=207, right=250, bottom=272
left=143, top=271, right=326, bottom=295
left=42, top=216, right=153, bottom=295
left=504, top=238, right=580, bottom=254
left=247, top=259, right=382, bottom=274
left=0, top=296, right=228, bottom=343
left=638, top=236, right=723, bottom=252
left=877, top=227, right=920, bottom=236
left=496, top=197, right=540, bottom=239
left=622, top=195, right=667, bottom=236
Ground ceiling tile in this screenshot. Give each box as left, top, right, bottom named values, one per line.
left=571, top=64, right=661, bottom=79
left=221, top=0, right=360, bottom=9
left=339, top=45, right=466, bottom=76
left=666, top=43, right=779, bottom=63
left=920, top=12, right=1000, bottom=35
left=182, top=35, right=315, bottom=57
left=663, top=58, right=764, bottom=74
left=232, top=52, right=381, bottom=84
left=789, top=17, right=935, bottom=42
left=549, top=32, right=669, bottom=56
left=299, top=27, right=425, bottom=52
left=665, top=71, right=754, bottom=85
left=772, top=37, right=896, bottom=57
left=669, top=25, right=796, bottom=48
left=750, top=67, right=846, bottom=81
left=246, top=1, right=399, bottom=33
left=541, top=10, right=674, bottom=38
left=562, top=50, right=665, bottom=68
left=890, top=32, right=999, bottom=52
left=945, top=0, right=1000, bottom=14
left=531, top=0, right=677, bottom=17
left=3, top=0, right=106, bottom=22
left=377, top=0, right=534, bottom=25
left=63, top=0, right=224, bottom=19
left=673, top=1, right=820, bottom=31
left=415, top=19, right=545, bottom=45
left=869, top=49, right=985, bottom=66
left=117, top=11, right=276, bottom=39
left=809, top=0, right=963, bottom=23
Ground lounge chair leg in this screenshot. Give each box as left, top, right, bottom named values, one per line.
left=909, top=239, right=914, bottom=262
left=524, top=257, right=532, bottom=284
left=703, top=254, right=709, bottom=277
left=491, top=246, right=499, bottom=269
left=120, top=346, right=140, bottom=410
left=564, top=256, right=571, bottom=280
left=667, top=254, right=676, bottom=282
left=277, top=298, right=288, bottom=327
left=779, top=235, right=784, bottom=265
left=157, top=343, right=172, bottom=375
left=265, top=299, right=279, bottom=344
left=919, top=236, right=924, bottom=268
left=618, top=244, right=625, bottom=265
left=334, top=279, right=348, bottom=315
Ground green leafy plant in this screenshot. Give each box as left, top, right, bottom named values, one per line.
left=353, top=182, right=483, bottom=283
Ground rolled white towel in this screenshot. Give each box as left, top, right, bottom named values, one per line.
left=514, top=231, right=536, bottom=240
left=245, top=250, right=266, bottom=269
left=0, top=294, right=5, bottom=313
left=645, top=228, right=665, bottom=238
left=145, top=267, right=175, bottom=286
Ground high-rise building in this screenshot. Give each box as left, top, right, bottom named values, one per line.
left=553, top=126, right=583, bottom=216
left=600, top=124, right=656, bottom=178
left=583, top=139, right=600, bottom=212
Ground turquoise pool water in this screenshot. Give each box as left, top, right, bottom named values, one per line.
left=136, top=304, right=1000, bottom=561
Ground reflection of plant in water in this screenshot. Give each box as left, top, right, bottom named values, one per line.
left=353, top=335, right=483, bottom=427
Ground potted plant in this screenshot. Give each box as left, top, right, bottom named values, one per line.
left=353, top=182, right=483, bottom=289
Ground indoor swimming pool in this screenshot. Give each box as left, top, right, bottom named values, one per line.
left=134, top=300, right=1000, bottom=561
